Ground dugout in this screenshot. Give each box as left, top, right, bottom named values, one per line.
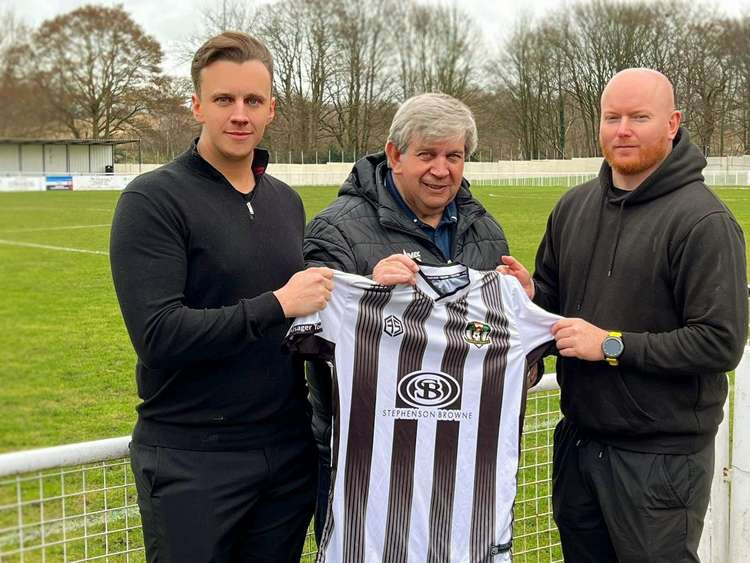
left=0, top=138, right=141, bottom=174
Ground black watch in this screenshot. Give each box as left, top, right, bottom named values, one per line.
left=602, top=331, right=624, bottom=366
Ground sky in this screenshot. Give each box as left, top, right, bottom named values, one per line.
left=6, top=0, right=750, bottom=77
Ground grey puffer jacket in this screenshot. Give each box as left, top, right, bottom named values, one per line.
left=303, top=152, right=509, bottom=273
left=303, top=151, right=510, bottom=460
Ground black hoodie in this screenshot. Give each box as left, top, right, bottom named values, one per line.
left=533, top=129, right=747, bottom=454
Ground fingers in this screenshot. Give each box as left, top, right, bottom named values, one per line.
left=306, top=267, right=335, bottom=291
left=274, top=268, right=336, bottom=317
left=373, top=254, right=418, bottom=286
left=552, top=318, right=574, bottom=335
left=307, top=266, right=334, bottom=278
left=373, top=268, right=417, bottom=286
left=498, top=255, right=534, bottom=299
left=384, top=253, right=419, bottom=271
left=551, top=318, right=607, bottom=361
left=499, top=255, right=529, bottom=271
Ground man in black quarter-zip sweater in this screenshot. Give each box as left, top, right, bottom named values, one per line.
left=505, top=69, right=747, bottom=562
left=109, top=32, right=333, bottom=563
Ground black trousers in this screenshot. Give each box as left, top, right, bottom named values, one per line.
left=552, top=418, right=713, bottom=563
left=130, top=438, right=316, bottom=563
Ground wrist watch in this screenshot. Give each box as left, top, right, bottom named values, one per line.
left=602, top=331, right=624, bottom=366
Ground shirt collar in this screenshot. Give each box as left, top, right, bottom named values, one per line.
left=187, top=137, right=270, bottom=179
left=385, top=170, right=457, bottom=230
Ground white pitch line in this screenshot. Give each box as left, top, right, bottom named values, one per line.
left=0, top=239, right=109, bottom=256
left=0, top=224, right=110, bottom=233
left=0, top=206, right=114, bottom=212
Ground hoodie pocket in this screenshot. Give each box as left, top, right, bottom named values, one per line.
left=613, top=369, right=656, bottom=423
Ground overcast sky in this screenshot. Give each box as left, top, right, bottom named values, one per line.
left=7, top=0, right=750, bottom=77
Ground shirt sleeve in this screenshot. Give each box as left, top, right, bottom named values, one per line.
left=285, top=270, right=355, bottom=360
left=110, top=190, right=286, bottom=370
left=504, top=275, right=560, bottom=361
left=531, top=210, right=561, bottom=315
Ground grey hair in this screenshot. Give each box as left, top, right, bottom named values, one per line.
left=387, top=93, right=478, bottom=157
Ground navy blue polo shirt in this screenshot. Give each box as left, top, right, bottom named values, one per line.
left=385, top=171, right=458, bottom=260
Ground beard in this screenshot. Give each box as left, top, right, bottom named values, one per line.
left=601, top=140, right=670, bottom=177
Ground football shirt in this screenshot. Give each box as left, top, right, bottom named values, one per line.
left=286, top=263, right=559, bottom=563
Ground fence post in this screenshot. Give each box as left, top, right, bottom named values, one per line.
left=698, top=393, right=731, bottom=562
left=730, top=345, right=750, bottom=562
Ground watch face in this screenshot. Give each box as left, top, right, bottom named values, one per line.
left=603, top=337, right=624, bottom=358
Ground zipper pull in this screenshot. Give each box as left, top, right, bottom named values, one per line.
left=246, top=201, right=255, bottom=220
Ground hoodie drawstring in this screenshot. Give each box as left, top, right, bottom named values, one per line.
left=607, top=200, right=626, bottom=277
left=575, top=193, right=606, bottom=312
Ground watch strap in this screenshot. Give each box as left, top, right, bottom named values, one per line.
left=604, top=331, right=623, bottom=366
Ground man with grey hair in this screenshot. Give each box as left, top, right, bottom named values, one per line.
left=303, top=92, right=512, bottom=540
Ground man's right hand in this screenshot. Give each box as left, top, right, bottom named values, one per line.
left=497, top=255, right=534, bottom=299
left=372, top=254, right=419, bottom=286
left=274, top=267, right=334, bottom=317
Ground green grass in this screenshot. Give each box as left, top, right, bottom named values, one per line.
left=1, top=184, right=746, bottom=562
left=1, top=185, right=747, bottom=451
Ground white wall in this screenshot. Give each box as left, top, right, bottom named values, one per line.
left=0, top=145, right=19, bottom=172
left=68, top=145, right=90, bottom=173
left=44, top=145, right=67, bottom=173
left=20, top=145, right=43, bottom=172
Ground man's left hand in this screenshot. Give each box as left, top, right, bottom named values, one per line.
left=552, top=318, right=608, bottom=361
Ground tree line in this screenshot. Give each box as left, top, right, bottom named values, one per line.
left=0, top=0, right=748, bottom=164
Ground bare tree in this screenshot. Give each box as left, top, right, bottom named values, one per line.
left=21, top=5, right=162, bottom=139
left=677, top=18, right=735, bottom=155
left=392, top=1, right=481, bottom=100
left=323, top=0, right=393, bottom=156
left=494, top=17, right=574, bottom=160
left=0, top=8, right=41, bottom=137
left=134, top=77, right=197, bottom=162
left=259, top=0, right=336, bottom=156
left=175, top=0, right=261, bottom=67
left=729, top=16, right=750, bottom=153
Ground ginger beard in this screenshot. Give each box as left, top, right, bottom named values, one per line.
left=600, top=133, right=671, bottom=177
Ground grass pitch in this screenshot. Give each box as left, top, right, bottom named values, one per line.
left=0, top=185, right=747, bottom=451
left=0, top=184, right=747, bottom=561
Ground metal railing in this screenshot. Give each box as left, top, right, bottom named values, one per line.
left=0, top=376, right=564, bottom=562
left=1, top=364, right=743, bottom=562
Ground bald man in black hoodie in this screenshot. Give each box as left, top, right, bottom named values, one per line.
left=504, top=69, right=747, bottom=562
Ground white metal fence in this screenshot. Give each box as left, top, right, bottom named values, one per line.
left=2, top=169, right=749, bottom=191
left=0, top=376, right=560, bottom=562
left=1, top=362, right=748, bottom=562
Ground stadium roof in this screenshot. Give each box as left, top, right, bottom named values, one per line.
left=0, top=138, right=139, bottom=146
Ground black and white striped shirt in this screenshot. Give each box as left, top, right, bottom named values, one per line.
left=286, top=263, right=559, bottom=562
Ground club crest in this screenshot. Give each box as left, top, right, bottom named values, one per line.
left=464, top=321, right=492, bottom=348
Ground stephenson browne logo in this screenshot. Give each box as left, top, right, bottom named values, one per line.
left=397, top=370, right=461, bottom=408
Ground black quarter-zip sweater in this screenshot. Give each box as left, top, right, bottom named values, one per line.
left=533, top=129, right=748, bottom=454
left=110, top=142, right=311, bottom=450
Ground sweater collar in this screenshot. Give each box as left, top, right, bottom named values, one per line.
left=179, top=137, right=270, bottom=181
